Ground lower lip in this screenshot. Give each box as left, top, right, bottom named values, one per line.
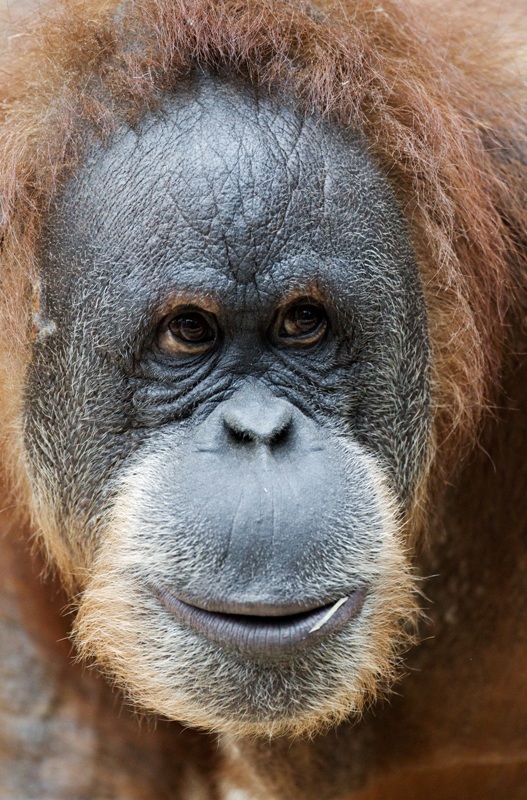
left=153, top=588, right=367, bottom=654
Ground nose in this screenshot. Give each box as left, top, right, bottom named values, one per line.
left=222, top=387, right=293, bottom=447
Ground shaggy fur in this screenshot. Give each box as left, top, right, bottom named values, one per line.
left=0, top=0, right=526, bottom=525
left=0, top=0, right=526, bottom=782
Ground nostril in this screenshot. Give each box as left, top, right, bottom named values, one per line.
left=228, top=427, right=255, bottom=446
left=223, top=401, right=293, bottom=448
left=225, top=421, right=290, bottom=447
left=269, top=423, right=289, bottom=448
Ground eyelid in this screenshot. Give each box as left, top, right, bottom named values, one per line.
left=156, top=292, right=220, bottom=318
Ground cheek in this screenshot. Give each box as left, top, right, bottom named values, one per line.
left=22, top=343, right=137, bottom=581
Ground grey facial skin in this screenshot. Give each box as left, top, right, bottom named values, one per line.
left=26, top=73, right=429, bottom=664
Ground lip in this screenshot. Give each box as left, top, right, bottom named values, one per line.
left=153, top=586, right=367, bottom=654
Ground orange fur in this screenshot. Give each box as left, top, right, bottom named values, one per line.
left=0, top=0, right=526, bottom=523
left=0, top=1, right=526, bottom=796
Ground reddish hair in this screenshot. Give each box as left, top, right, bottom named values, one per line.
left=0, top=0, right=526, bottom=500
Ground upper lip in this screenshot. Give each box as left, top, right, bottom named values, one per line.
left=152, top=585, right=367, bottom=655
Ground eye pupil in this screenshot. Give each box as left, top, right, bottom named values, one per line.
left=295, top=306, right=319, bottom=330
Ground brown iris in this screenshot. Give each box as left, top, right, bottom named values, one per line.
left=158, top=310, right=216, bottom=355
left=275, top=302, right=328, bottom=347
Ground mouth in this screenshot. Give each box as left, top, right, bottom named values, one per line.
left=153, top=587, right=367, bottom=654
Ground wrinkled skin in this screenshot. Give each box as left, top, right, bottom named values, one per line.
left=23, top=74, right=431, bottom=736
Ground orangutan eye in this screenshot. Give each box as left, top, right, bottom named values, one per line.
left=158, top=310, right=217, bottom=355
left=275, top=302, right=328, bottom=347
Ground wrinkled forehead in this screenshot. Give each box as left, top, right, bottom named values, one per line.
left=42, top=73, right=415, bottom=308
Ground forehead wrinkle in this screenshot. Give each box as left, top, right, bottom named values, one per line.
left=159, top=119, right=310, bottom=285
left=74, top=85, right=332, bottom=289
left=46, top=76, right=407, bottom=322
